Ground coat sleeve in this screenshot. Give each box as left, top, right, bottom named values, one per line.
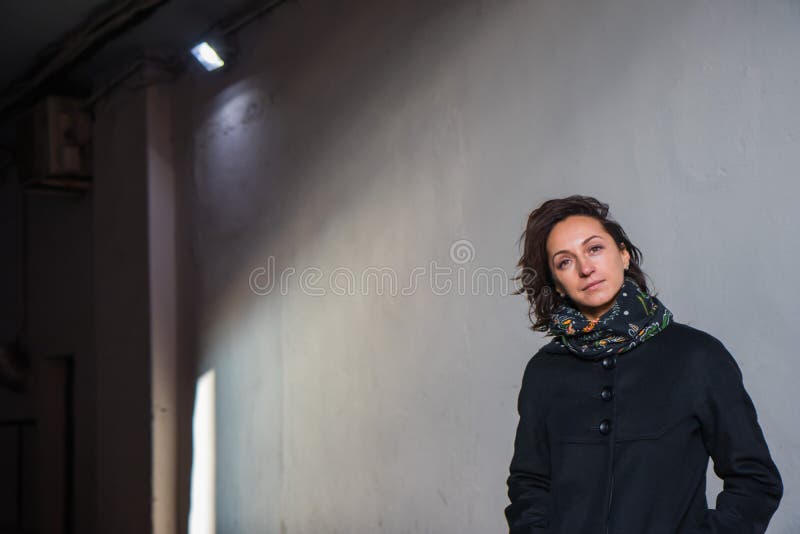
left=688, top=340, right=783, bottom=534
left=505, top=356, right=552, bottom=533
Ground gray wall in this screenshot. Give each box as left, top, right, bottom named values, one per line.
left=97, top=0, right=800, bottom=532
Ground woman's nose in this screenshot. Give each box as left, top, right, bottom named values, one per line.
left=578, top=259, right=595, bottom=276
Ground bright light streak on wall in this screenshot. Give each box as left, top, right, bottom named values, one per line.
left=189, top=370, right=216, bottom=534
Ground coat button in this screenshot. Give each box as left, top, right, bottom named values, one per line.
left=601, top=356, right=616, bottom=370
left=599, top=419, right=612, bottom=435
left=601, top=386, right=614, bottom=401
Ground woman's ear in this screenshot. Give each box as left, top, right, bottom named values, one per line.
left=554, top=284, right=566, bottom=297
left=620, top=242, right=630, bottom=270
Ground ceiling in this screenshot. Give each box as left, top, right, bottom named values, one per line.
left=0, top=0, right=273, bottom=126
left=0, top=1, right=105, bottom=93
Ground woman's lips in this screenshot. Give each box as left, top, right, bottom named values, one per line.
left=582, top=280, right=604, bottom=291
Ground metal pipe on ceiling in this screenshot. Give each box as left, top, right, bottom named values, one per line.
left=0, top=0, right=169, bottom=118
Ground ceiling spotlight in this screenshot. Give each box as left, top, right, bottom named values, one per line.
left=191, top=42, right=225, bottom=71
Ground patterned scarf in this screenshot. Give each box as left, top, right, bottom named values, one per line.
left=542, top=277, right=673, bottom=359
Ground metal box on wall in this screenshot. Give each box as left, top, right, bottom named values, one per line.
left=16, top=96, right=92, bottom=192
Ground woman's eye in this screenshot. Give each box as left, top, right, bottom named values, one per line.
left=589, top=245, right=603, bottom=253
left=557, top=259, right=571, bottom=269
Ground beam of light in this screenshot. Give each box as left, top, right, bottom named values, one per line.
left=189, top=370, right=216, bottom=534
left=191, top=42, right=225, bottom=71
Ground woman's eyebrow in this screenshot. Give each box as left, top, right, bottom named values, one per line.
left=551, top=235, right=603, bottom=260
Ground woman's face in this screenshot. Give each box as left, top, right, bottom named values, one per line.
left=546, top=215, right=631, bottom=321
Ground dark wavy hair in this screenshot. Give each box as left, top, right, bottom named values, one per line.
left=514, top=195, right=651, bottom=332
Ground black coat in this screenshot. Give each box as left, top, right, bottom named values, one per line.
left=505, top=321, right=783, bottom=534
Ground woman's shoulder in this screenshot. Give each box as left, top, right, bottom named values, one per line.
left=661, top=321, right=742, bottom=376
left=518, top=345, right=565, bottom=383
left=657, top=320, right=725, bottom=350
left=515, top=349, right=566, bottom=405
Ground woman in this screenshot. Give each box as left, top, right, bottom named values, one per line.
left=505, top=196, right=782, bottom=534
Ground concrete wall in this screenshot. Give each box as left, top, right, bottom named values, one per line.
left=173, top=0, right=800, bottom=532
left=136, top=0, right=800, bottom=531
left=92, top=68, right=184, bottom=534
